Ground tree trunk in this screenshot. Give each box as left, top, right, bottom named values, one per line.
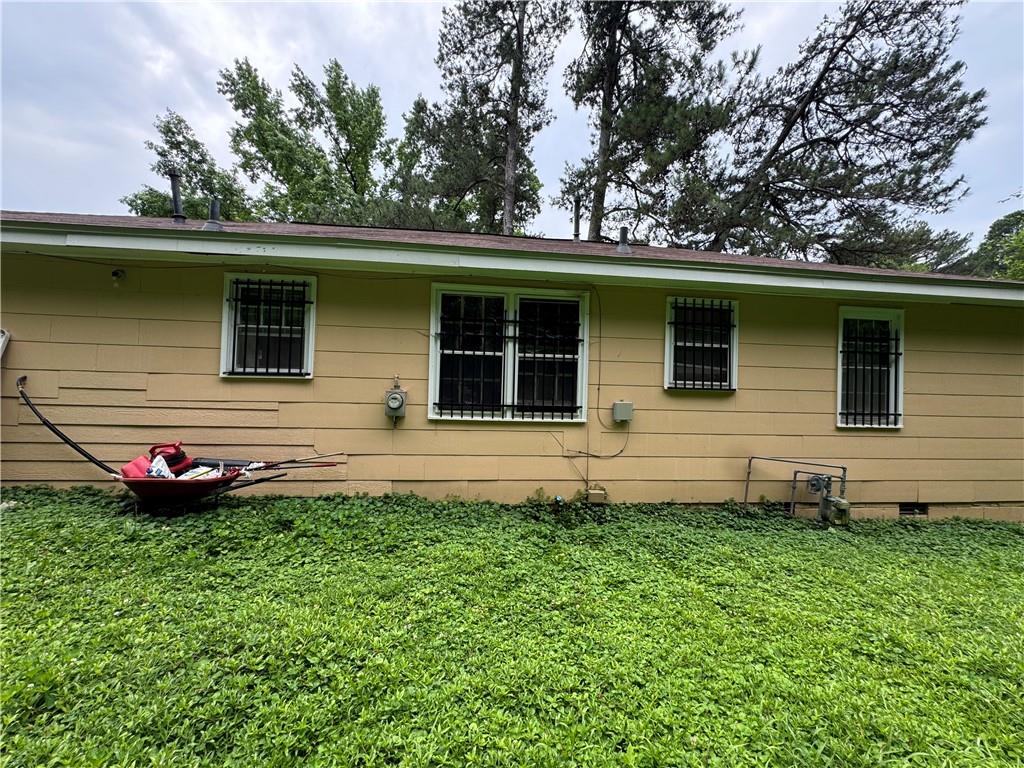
left=587, top=9, right=622, bottom=242
left=502, top=1, right=527, bottom=236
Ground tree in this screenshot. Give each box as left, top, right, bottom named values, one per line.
left=437, top=0, right=569, bottom=234
left=375, top=91, right=543, bottom=232
left=559, top=0, right=739, bottom=241
left=120, top=110, right=253, bottom=221
left=372, top=97, right=443, bottom=230
left=216, top=58, right=390, bottom=224
left=942, top=210, right=1024, bottom=278
left=645, top=0, right=987, bottom=266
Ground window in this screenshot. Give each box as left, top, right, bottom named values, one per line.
left=221, top=274, right=316, bottom=377
left=664, top=297, right=737, bottom=390
left=429, top=285, right=588, bottom=420
left=837, top=307, right=903, bottom=427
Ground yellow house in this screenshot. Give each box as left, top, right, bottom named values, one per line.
left=2, top=211, right=1022, bottom=520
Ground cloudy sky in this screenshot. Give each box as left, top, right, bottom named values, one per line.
left=2, top=1, right=1021, bottom=244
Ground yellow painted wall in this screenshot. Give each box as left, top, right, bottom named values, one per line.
left=2, top=251, right=1022, bottom=516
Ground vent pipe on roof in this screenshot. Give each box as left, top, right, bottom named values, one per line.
left=572, top=194, right=581, bottom=242
left=616, top=226, right=631, bottom=255
left=201, top=198, right=223, bottom=232
left=168, top=169, right=186, bottom=224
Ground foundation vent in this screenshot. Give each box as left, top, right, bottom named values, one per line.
left=899, top=502, right=929, bottom=516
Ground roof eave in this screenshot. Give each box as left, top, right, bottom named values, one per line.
left=2, top=220, right=1022, bottom=307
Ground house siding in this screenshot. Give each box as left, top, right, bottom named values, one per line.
left=2, top=252, right=1022, bottom=518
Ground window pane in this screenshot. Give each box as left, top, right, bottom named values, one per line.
left=439, top=294, right=504, bottom=353
left=672, top=303, right=731, bottom=346
left=674, top=346, right=729, bottom=384
left=515, top=298, right=581, bottom=417
left=229, top=278, right=310, bottom=375
left=516, top=359, right=578, bottom=415
left=438, top=353, right=503, bottom=415
left=518, top=298, right=580, bottom=356
left=840, top=317, right=899, bottom=426
left=436, top=293, right=506, bottom=415
left=668, top=299, right=734, bottom=389
left=234, top=330, right=303, bottom=372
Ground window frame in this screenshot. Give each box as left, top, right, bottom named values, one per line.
left=835, top=306, right=904, bottom=429
left=428, top=283, right=589, bottom=422
left=219, top=272, right=317, bottom=379
left=663, top=296, right=739, bottom=391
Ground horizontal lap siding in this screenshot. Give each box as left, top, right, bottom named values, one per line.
left=1, top=252, right=1021, bottom=509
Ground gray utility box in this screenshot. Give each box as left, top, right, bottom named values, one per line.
left=611, top=400, right=634, bottom=423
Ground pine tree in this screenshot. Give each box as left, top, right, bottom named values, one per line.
left=437, top=0, right=569, bottom=234
left=377, top=90, right=542, bottom=232
left=559, top=0, right=738, bottom=241
left=647, top=0, right=986, bottom=266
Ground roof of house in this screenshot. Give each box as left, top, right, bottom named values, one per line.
left=1, top=209, right=1014, bottom=287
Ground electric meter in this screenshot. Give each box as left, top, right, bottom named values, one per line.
left=384, top=378, right=407, bottom=422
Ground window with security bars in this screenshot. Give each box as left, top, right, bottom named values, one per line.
left=431, top=287, right=587, bottom=420
left=221, top=275, right=316, bottom=377
left=665, top=298, right=737, bottom=390
left=838, top=309, right=903, bottom=427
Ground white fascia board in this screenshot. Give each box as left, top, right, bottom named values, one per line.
left=3, top=226, right=1023, bottom=307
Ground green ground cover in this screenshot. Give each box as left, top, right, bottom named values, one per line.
left=1, top=487, right=1022, bottom=767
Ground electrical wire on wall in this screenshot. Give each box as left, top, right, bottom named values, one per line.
left=546, top=283, right=632, bottom=490
left=21, top=251, right=433, bottom=280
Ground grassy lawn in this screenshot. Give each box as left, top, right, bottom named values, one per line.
left=1, top=488, right=1022, bottom=767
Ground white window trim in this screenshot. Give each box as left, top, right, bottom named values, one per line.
left=663, top=296, right=739, bottom=391
left=836, top=306, right=904, bottom=429
left=428, top=283, right=589, bottom=423
left=219, top=272, right=317, bottom=379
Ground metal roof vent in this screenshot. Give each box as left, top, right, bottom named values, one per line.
left=572, top=194, right=581, bottom=242
left=201, top=198, right=223, bottom=232
left=616, top=226, right=631, bottom=254
left=168, top=169, right=186, bottom=224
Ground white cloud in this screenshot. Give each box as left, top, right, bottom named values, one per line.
left=1, top=1, right=1020, bottom=243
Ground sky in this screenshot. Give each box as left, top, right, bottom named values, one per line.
left=2, top=1, right=1022, bottom=246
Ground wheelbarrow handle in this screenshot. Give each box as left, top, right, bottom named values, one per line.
left=217, top=472, right=289, bottom=496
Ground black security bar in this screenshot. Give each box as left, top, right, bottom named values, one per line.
left=839, top=328, right=902, bottom=426
left=667, top=298, right=735, bottom=390
left=225, top=278, right=312, bottom=376
left=436, top=295, right=583, bottom=419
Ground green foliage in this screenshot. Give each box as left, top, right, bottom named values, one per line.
left=120, top=110, right=254, bottom=221
left=942, top=210, right=1024, bottom=279
left=378, top=87, right=543, bottom=233
left=3, top=487, right=1023, bottom=766
left=217, top=58, right=391, bottom=224
left=569, top=0, right=986, bottom=269
left=559, top=0, right=739, bottom=241
left=643, top=0, right=987, bottom=268
left=436, top=1, right=569, bottom=234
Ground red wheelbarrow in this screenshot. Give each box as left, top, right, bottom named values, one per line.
left=15, top=376, right=342, bottom=506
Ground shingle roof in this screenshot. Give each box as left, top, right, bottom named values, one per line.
left=0, top=209, right=1011, bottom=286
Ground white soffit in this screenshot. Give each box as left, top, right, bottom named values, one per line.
left=2, top=225, right=1022, bottom=307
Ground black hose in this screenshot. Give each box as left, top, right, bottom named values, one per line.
left=15, top=376, right=117, bottom=475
